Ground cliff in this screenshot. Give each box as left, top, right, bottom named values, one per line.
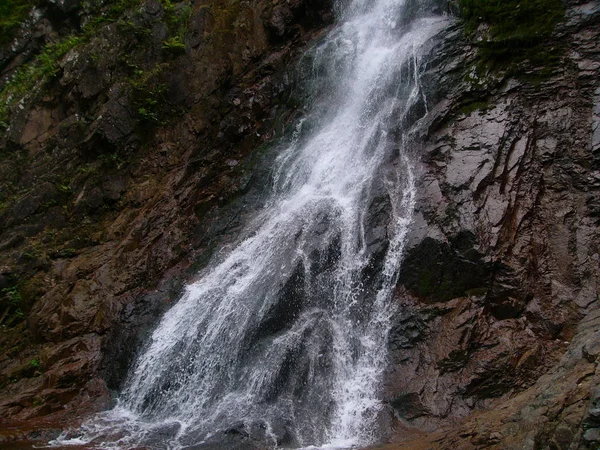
left=0, top=0, right=333, bottom=434
left=0, top=0, right=599, bottom=448
left=383, top=1, right=600, bottom=447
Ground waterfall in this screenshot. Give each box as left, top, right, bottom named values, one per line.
left=55, top=0, right=448, bottom=448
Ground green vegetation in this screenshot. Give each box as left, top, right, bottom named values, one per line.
left=458, top=0, right=565, bottom=70
left=0, top=285, right=24, bottom=326
left=162, top=0, right=191, bottom=53
left=193, top=0, right=241, bottom=37
left=162, top=35, right=186, bottom=53
left=459, top=0, right=564, bottom=40
left=0, top=35, right=84, bottom=127
left=28, top=357, right=40, bottom=369
left=459, top=99, right=489, bottom=116
left=0, top=0, right=35, bottom=44
left=127, top=63, right=169, bottom=124
left=0, top=0, right=141, bottom=127
left=0, top=0, right=193, bottom=129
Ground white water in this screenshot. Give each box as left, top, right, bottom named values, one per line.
left=55, top=1, right=447, bottom=448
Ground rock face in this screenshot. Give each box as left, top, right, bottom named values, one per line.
left=0, top=0, right=333, bottom=437
left=0, top=0, right=599, bottom=449
left=381, top=1, right=600, bottom=448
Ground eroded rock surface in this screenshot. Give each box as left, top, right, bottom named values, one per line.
left=0, top=0, right=599, bottom=448
left=0, top=0, right=333, bottom=440
left=383, top=1, right=600, bottom=448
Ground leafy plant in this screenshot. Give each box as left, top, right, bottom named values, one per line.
left=162, top=35, right=186, bottom=53
left=128, top=64, right=168, bottom=124
left=0, top=285, right=24, bottom=326
left=28, top=358, right=40, bottom=369
left=0, top=35, right=84, bottom=125
left=0, top=0, right=146, bottom=125
left=98, top=152, right=128, bottom=169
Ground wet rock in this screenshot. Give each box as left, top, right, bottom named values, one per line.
left=383, top=4, right=600, bottom=446
left=264, top=0, right=333, bottom=42
left=398, top=232, right=492, bottom=302
left=389, top=392, right=430, bottom=420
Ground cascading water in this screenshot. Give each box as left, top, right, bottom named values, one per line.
left=56, top=1, right=448, bottom=448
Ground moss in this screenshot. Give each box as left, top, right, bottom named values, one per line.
left=458, top=0, right=565, bottom=77
left=0, top=0, right=194, bottom=129
left=0, top=0, right=145, bottom=127
left=0, top=0, right=35, bottom=44
left=204, top=0, right=241, bottom=35
left=0, top=35, right=84, bottom=126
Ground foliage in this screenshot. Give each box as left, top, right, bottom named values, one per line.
left=161, top=0, right=191, bottom=54
left=459, top=0, right=564, bottom=39
left=128, top=63, right=169, bottom=123
left=28, top=357, right=40, bottom=369
left=162, top=35, right=186, bottom=53
left=0, top=285, right=24, bottom=326
left=0, top=0, right=34, bottom=44
left=98, top=151, right=129, bottom=169
left=0, top=0, right=193, bottom=129
left=0, top=0, right=147, bottom=127
left=0, top=35, right=84, bottom=126
left=458, top=0, right=565, bottom=66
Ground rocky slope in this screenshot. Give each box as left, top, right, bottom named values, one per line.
left=0, top=0, right=599, bottom=448
left=0, top=0, right=333, bottom=438
left=382, top=1, right=600, bottom=448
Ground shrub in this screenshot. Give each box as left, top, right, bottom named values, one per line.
left=162, top=35, right=186, bottom=53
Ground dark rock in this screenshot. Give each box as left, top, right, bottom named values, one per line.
left=389, top=392, right=430, bottom=420
left=398, top=232, right=492, bottom=302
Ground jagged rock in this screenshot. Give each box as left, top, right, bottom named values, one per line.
left=0, top=0, right=599, bottom=449
left=382, top=1, right=600, bottom=447
left=0, top=0, right=336, bottom=433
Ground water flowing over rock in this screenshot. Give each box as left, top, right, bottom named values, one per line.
left=52, top=1, right=449, bottom=448
left=1, top=0, right=599, bottom=449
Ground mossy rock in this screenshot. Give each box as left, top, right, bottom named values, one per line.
left=457, top=0, right=565, bottom=76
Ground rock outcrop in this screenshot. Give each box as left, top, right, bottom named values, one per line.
left=0, top=0, right=599, bottom=448
left=383, top=1, right=600, bottom=448
left=0, top=0, right=333, bottom=441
